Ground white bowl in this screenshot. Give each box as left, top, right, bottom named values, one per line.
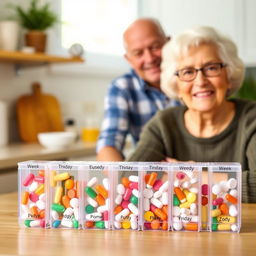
left=38, top=131, right=76, bottom=149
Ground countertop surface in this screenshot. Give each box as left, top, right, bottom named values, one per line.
left=0, top=141, right=96, bottom=169
left=0, top=192, right=256, bottom=256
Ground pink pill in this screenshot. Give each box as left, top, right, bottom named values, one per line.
left=201, top=184, right=208, bottom=196
left=103, top=211, right=109, bottom=220
left=40, top=220, right=45, bottom=228
left=150, top=204, right=157, bottom=212
left=129, top=182, right=138, bottom=190
left=144, top=222, right=152, bottom=229
left=176, top=172, right=185, bottom=180
left=213, top=197, right=224, bottom=206
left=23, top=173, right=35, bottom=186
left=34, top=176, right=45, bottom=183
left=123, top=188, right=132, bottom=200
left=153, top=180, right=163, bottom=191
left=29, top=192, right=39, bottom=202
left=121, top=200, right=129, bottom=209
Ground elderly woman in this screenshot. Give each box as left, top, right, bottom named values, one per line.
left=127, top=26, right=256, bottom=203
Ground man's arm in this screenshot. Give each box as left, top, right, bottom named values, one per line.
left=97, top=146, right=124, bottom=161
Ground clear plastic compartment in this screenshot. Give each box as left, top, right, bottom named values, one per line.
left=209, top=163, right=241, bottom=232
left=80, top=162, right=111, bottom=230
left=112, top=162, right=140, bottom=230
left=18, top=161, right=48, bottom=228
left=47, top=161, right=81, bottom=229
left=140, top=163, right=170, bottom=231
left=171, top=164, right=202, bottom=232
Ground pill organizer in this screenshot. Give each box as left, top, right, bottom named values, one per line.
left=18, top=161, right=241, bottom=232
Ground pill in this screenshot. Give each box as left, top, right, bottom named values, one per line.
left=174, top=187, right=186, bottom=203
left=225, top=194, right=237, bottom=204
left=85, top=187, right=97, bottom=198
left=229, top=205, right=238, bottom=217
left=95, top=185, right=108, bottom=198
left=129, top=175, right=139, bottom=183
left=103, top=178, right=109, bottom=190
left=229, top=189, right=238, bottom=197
left=176, top=172, right=185, bottom=180
left=143, top=188, right=153, bottom=199
left=87, top=177, right=98, bottom=187
left=65, top=179, right=74, bottom=190
left=201, top=184, right=208, bottom=195
left=54, top=172, right=70, bottom=181
left=146, top=172, right=157, bottom=188
left=23, top=173, right=35, bottom=186
left=212, top=184, right=221, bottom=195
left=231, top=224, right=238, bottom=232
left=227, top=178, right=237, bottom=189
left=117, top=184, right=125, bottom=195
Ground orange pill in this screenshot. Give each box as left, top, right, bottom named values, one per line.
left=95, top=185, right=108, bottom=198
left=67, top=189, right=76, bottom=199
left=114, top=205, right=123, bottom=215
left=38, top=170, right=45, bottom=177
left=147, top=172, right=157, bottom=188
left=162, top=205, right=168, bottom=215
left=21, top=191, right=29, bottom=205
left=174, top=187, right=186, bottom=203
left=154, top=208, right=167, bottom=221
left=151, top=219, right=160, bottom=230
left=30, top=206, right=39, bottom=217
left=144, top=174, right=150, bottom=183
left=162, top=220, right=168, bottom=230
left=219, top=203, right=229, bottom=215
left=39, top=209, right=45, bottom=219
left=85, top=221, right=94, bottom=228
left=65, top=179, right=74, bottom=190
left=225, top=194, right=237, bottom=204
left=184, top=223, right=198, bottom=231
left=76, top=181, right=81, bottom=199
left=121, top=177, right=130, bottom=188
left=95, top=194, right=105, bottom=206
left=62, top=195, right=71, bottom=208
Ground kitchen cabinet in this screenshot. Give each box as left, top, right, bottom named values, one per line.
left=140, top=0, right=256, bottom=66
left=0, top=50, right=84, bottom=73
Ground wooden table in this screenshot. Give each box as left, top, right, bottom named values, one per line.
left=0, top=192, right=256, bottom=256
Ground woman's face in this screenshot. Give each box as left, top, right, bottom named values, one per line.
left=175, top=43, right=231, bottom=113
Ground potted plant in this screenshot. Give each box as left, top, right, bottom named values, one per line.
left=14, top=0, right=57, bottom=52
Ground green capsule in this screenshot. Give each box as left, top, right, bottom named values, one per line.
left=212, top=205, right=217, bottom=210
left=85, top=186, right=97, bottom=198
left=173, top=194, right=180, bottom=206
left=95, top=221, right=105, bottom=229
left=212, top=224, right=218, bottom=231
left=85, top=204, right=94, bottom=214
left=24, top=219, right=33, bottom=227
left=212, top=217, right=218, bottom=224
left=73, top=219, right=79, bottom=229
left=130, top=195, right=138, bottom=205
left=51, top=203, right=65, bottom=213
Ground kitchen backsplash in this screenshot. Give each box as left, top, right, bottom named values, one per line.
left=0, top=63, right=112, bottom=143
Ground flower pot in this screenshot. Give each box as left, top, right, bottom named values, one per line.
left=25, top=30, right=47, bottom=52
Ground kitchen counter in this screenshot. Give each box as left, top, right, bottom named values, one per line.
left=0, top=192, right=256, bottom=256
left=0, top=141, right=96, bottom=170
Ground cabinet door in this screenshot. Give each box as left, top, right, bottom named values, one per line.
left=140, top=0, right=256, bottom=66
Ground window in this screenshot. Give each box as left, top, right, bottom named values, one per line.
left=61, top=0, right=139, bottom=56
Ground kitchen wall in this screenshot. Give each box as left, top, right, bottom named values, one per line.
left=0, top=62, right=124, bottom=143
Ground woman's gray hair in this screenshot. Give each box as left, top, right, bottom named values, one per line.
left=161, top=26, right=245, bottom=99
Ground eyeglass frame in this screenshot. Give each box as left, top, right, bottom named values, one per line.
left=174, top=62, right=227, bottom=82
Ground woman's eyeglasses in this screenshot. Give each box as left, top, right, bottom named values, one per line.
left=174, top=63, right=227, bottom=82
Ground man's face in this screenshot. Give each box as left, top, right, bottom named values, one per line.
left=124, top=22, right=167, bottom=88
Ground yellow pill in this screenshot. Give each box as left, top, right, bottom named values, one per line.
left=217, top=224, right=231, bottom=231
left=54, top=186, right=63, bottom=204
left=54, top=172, right=70, bottom=181
left=211, top=209, right=221, bottom=217
left=183, top=189, right=189, bottom=197
left=217, top=215, right=236, bottom=224
left=179, top=201, right=191, bottom=208
left=144, top=211, right=155, bottom=222
left=121, top=221, right=131, bottom=229
left=35, top=184, right=44, bottom=195
left=201, top=205, right=208, bottom=229
left=187, top=192, right=197, bottom=203
left=50, top=170, right=57, bottom=187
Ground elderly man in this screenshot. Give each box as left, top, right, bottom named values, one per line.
left=97, top=18, right=178, bottom=161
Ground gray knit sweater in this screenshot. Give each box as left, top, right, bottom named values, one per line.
left=128, top=98, right=256, bottom=203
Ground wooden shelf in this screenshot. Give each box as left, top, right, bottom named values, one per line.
left=0, top=50, right=84, bottom=65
